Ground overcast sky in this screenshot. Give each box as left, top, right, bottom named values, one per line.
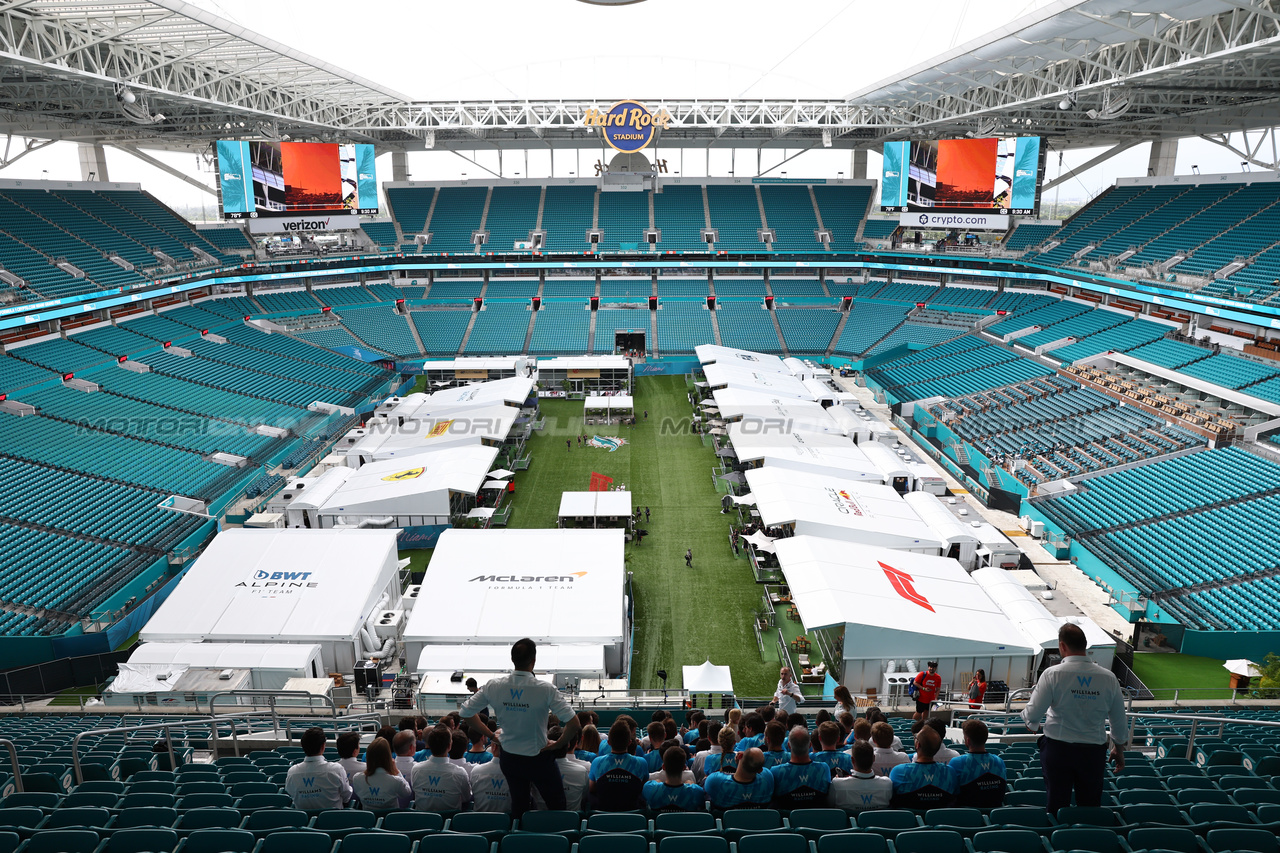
left=0, top=0, right=1256, bottom=215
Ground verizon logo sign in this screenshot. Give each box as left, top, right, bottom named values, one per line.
left=248, top=214, right=361, bottom=234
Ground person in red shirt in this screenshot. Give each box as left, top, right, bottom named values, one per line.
left=912, top=661, right=942, bottom=721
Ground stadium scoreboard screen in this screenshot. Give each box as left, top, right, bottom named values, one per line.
left=217, top=140, right=378, bottom=219
left=881, top=137, right=1041, bottom=216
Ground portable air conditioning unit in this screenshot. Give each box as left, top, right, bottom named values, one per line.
left=374, top=610, right=404, bottom=640
left=400, top=585, right=421, bottom=612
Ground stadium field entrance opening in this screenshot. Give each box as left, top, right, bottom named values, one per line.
left=615, top=330, right=646, bottom=354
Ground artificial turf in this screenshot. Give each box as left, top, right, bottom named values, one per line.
left=491, top=375, right=777, bottom=698
left=1131, top=652, right=1234, bottom=700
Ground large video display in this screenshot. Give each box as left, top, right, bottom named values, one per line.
left=217, top=141, right=378, bottom=219
left=881, top=137, right=1041, bottom=216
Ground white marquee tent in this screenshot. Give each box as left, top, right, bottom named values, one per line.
left=696, top=345, right=792, bottom=375
left=558, top=490, right=632, bottom=527
left=773, top=536, right=1041, bottom=693
left=342, top=404, right=519, bottom=464
left=744, top=467, right=944, bottom=553
left=711, top=389, right=849, bottom=436
left=140, top=529, right=402, bottom=673
left=683, top=660, right=734, bottom=693
left=728, top=427, right=884, bottom=482
left=403, top=529, right=629, bottom=676
left=704, top=362, right=814, bottom=400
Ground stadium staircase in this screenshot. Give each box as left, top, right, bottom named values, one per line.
left=825, top=312, right=849, bottom=356
left=768, top=307, right=788, bottom=356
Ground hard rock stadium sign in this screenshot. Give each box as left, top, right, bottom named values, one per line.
left=582, top=100, right=674, bottom=153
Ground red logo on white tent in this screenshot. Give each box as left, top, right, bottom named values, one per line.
left=879, top=561, right=935, bottom=612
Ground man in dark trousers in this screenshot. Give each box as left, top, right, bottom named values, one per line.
left=644, top=507, right=650, bottom=523
left=566, top=439, right=572, bottom=451
left=1021, top=623, right=1128, bottom=814
left=684, top=548, right=693, bottom=568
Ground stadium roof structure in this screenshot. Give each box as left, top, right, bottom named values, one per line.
left=1, top=0, right=1279, bottom=162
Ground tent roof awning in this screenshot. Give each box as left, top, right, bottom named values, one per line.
left=316, top=446, right=499, bottom=513
left=683, top=660, right=735, bottom=693
left=704, top=363, right=814, bottom=399
left=695, top=345, right=792, bottom=374
left=558, top=491, right=632, bottom=518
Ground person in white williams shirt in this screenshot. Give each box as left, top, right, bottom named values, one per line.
left=335, top=732, right=363, bottom=782
left=459, top=638, right=583, bottom=819
left=284, top=727, right=352, bottom=811
left=392, top=731, right=418, bottom=780
left=350, top=737, right=412, bottom=810
left=871, top=722, right=910, bottom=777
left=1021, top=622, right=1128, bottom=814
left=830, top=741, right=893, bottom=812
left=411, top=727, right=472, bottom=811
left=533, top=726, right=591, bottom=811
left=919, top=718, right=961, bottom=764
left=470, top=738, right=512, bottom=813
left=773, top=667, right=805, bottom=715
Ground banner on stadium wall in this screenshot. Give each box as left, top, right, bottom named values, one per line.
left=248, top=214, right=362, bottom=234
left=899, top=211, right=1009, bottom=230
left=634, top=360, right=700, bottom=376
left=332, top=345, right=386, bottom=362
left=397, top=524, right=450, bottom=550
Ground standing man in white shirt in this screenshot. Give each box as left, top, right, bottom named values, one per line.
left=460, top=637, right=583, bottom=818
left=411, top=726, right=472, bottom=811
left=1021, top=623, right=1128, bottom=814
left=284, top=727, right=352, bottom=811
left=773, top=667, right=805, bottom=715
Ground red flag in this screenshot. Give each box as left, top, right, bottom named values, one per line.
left=588, top=472, right=614, bottom=492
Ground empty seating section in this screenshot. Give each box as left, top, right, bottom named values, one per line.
left=88, top=364, right=305, bottom=430
left=486, top=280, right=540, bottom=298
left=543, top=280, right=595, bottom=297
left=775, top=308, right=841, bottom=353
left=658, top=279, right=709, bottom=297
left=600, top=279, right=651, bottom=299
left=10, top=338, right=111, bottom=374
left=932, top=378, right=1199, bottom=482
left=251, top=289, right=320, bottom=314
left=593, top=310, right=647, bottom=353
left=1030, top=185, right=1163, bottom=267
left=866, top=322, right=963, bottom=356
left=1091, top=185, right=1230, bottom=264
left=1165, top=184, right=1280, bottom=277
left=0, top=354, right=57, bottom=392
left=827, top=281, right=880, bottom=298
left=385, top=187, right=434, bottom=235
left=426, top=187, right=487, bottom=252
left=760, top=185, right=822, bottom=251
left=772, top=281, right=827, bottom=298
left=812, top=184, right=873, bottom=251
left=197, top=227, right=255, bottom=253
left=10, top=190, right=159, bottom=273
left=465, top=302, right=530, bottom=353
left=987, top=290, right=1056, bottom=313
left=1241, top=376, right=1280, bottom=404
left=365, top=283, right=404, bottom=302
left=833, top=300, right=912, bottom=355
left=411, top=310, right=472, bottom=355
left=0, top=521, right=136, bottom=619
left=428, top=282, right=483, bottom=298
left=1179, top=353, right=1279, bottom=389
left=484, top=187, right=541, bottom=252
left=1016, top=308, right=1129, bottom=350
left=715, top=301, right=782, bottom=352
left=294, top=325, right=368, bottom=352
left=861, top=219, right=899, bottom=240
left=540, top=186, right=595, bottom=252
left=336, top=306, right=421, bottom=357
left=181, top=338, right=364, bottom=392
left=930, top=286, right=995, bottom=309
left=1050, top=318, right=1170, bottom=363
left=197, top=297, right=260, bottom=319
left=656, top=303, right=714, bottom=352
left=213, top=322, right=383, bottom=378
left=871, top=338, right=1053, bottom=399
left=136, top=350, right=344, bottom=408
left=0, top=231, right=89, bottom=300
left=1005, top=223, right=1058, bottom=251
left=313, top=286, right=376, bottom=307
left=987, top=299, right=1087, bottom=336
left=714, top=280, right=766, bottom=297
left=706, top=186, right=763, bottom=252
left=0, top=193, right=142, bottom=290
left=98, top=191, right=237, bottom=264
left=528, top=302, right=589, bottom=353
left=69, top=325, right=159, bottom=358
left=597, top=192, right=648, bottom=252
left=1127, top=338, right=1212, bottom=369
left=653, top=185, right=708, bottom=252
left=874, top=282, right=939, bottom=304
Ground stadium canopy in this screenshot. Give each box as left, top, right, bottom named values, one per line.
left=774, top=536, right=1042, bottom=693
left=4, top=0, right=1279, bottom=159
left=743, top=467, right=944, bottom=553
left=402, top=529, right=628, bottom=675
left=138, top=528, right=402, bottom=672
left=711, top=389, right=849, bottom=436
left=727, top=426, right=885, bottom=482
left=703, top=363, right=815, bottom=400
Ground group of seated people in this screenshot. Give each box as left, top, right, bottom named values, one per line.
left=284, top=703, right=1008, bottom=814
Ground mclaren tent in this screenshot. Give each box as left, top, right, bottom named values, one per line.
left=774, top=536, right=1041, bottom=694
left=696, top=345, right=792, bottom=375
left=403, top=528, right=629, bottom=676
left=704, top=362, right=814, bottom=400
left=744, top=467, right=944, bottom=553
left=727, top=426, right=884, bottom=482
left=281, top=446, right=498, bottom=529
left=139, top=529, right=402, bottom=673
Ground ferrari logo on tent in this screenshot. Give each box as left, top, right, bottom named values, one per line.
left=382, top=467, right=424, bottom=482
left=425, top=419, right=454, bottom=438
left=879, top=561, right=935, bottom=612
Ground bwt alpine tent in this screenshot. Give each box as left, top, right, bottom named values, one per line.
left=139, top=529, right=402, bottom=673
left=774, top=536, right=1041, bottom=694
left=704, top=362, right=814, bottom=400
left=744, top=467, right=944, bottom=553
left=281, top=446, right=498, bottom=529
left=712, top=389, right=848, bottom=436
left=728, top=426, right=885, bottom=482
left=696, top=345, right=792, bottom=375
left=403, top=528, right=629, bottom=676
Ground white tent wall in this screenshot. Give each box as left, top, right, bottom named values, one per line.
left=123, top=643, right=324, bottom=689
left=842, top=650, right=1036, bottom=699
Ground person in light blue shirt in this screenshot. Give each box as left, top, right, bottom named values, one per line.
left=643, top=746, right=707, bottom=812
left=702, top=727, right=739, bottom=778
left=576, top=724, right=601, bottom=764
left=949, top=718, right=1007, bottom=808
left=889, top=727, right=958, bottom=809
left=811, top=721, right=854, bottom=777
left=589, top=719, right=649, bottom=812
left=464, top=729, right=493, bottom=766
left=705, top=747, right=775, bottom=810
left=733, top=712, right=767, bottom=753
left=761, top=721, right=788, bottom=769
left=769, top=726, right=831, bottom=809
left=644, top=722, right=667, bottom=774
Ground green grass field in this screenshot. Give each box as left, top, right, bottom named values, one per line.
left=401, top=375, right=777, bottom=697
left=1132, top=652, right=1234, bottom=699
